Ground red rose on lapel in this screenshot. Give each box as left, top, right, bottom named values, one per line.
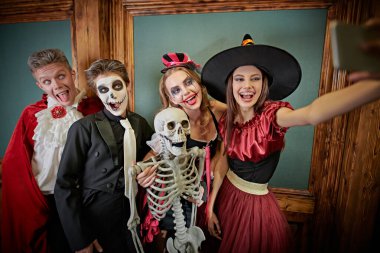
left=50, top=106, right=67, bottom=119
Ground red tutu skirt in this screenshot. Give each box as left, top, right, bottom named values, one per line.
left=197, top=201, right=221, bottom=253
left=215, top=176, right=293, bottom=253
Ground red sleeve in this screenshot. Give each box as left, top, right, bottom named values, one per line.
left=262, top=100, right=293, bottom=135
left=78, top=96, right=104, bottom=116
left=1, top=100, right=50, bottom=253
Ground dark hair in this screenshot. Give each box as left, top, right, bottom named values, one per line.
left=85, top=59, right=130, bottom=92
left=27, top=48, right=71, bottom=73
left=224, top=67, right=269, bottom=150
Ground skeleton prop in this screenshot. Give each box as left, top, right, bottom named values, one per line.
left=126, top=107, right=206, bottom=253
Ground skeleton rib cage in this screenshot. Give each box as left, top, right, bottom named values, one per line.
left=136, top=147, right=204, bottom=221
left=127, top=107, right=206, bottom=252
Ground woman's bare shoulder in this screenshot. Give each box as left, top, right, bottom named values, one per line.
left=209, top=99, right=227, bottom=121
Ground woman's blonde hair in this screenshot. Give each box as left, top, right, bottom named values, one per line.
left=159, top=67, right=211, bottom=137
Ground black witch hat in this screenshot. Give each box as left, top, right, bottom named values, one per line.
left=201, top=34, right=302, bottom=102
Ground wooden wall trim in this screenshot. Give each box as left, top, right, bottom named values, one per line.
left=72, top=0, right=125, bottom=93
left=124, top=9, right=135, bottom=111
left=108, top=0, right=125, bottom=62
left=0, top=0, right=73, bottom=24
left=123, top=0, right=333, bottom=15
left=71, top=0, right=101, bottom=92
left=273, top=188, right=315, bottom=253
left=273, top=188, right=315, bottom=215
left=337, top=99, right=380, bottom=253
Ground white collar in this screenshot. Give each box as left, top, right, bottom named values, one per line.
left=33, top=90, right=86, bottom=147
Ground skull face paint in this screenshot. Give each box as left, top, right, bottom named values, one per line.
left=96, top=75, right=128, bottom=117
left=154, top=107, right=190, bottom=156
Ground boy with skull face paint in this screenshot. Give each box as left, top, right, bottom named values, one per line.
left=54, top=59, right=154, bottom=252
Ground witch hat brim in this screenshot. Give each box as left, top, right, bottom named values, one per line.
left=201, top=44, right=302, bottom=102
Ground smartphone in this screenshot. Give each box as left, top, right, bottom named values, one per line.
left=330, top=20, right=380, bottom=72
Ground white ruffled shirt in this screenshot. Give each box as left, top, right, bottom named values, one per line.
left=31, top=91, right=85, bottom=194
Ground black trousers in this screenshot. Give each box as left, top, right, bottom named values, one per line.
left=82, top=190, right=137, bottom=253
left=46, top=194, right=72, bottom=253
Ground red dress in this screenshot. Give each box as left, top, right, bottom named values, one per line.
left=215, top=101, right=294, bottom=253
left=1, top=94, right=102, bottom=253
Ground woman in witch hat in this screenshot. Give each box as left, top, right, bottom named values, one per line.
left=201, top=34, right=380, bottom=253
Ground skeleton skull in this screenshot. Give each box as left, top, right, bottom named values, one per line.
left=154, top=107, right=190, bottom=156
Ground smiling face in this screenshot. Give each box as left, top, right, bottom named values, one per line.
left=165, top=69, right=202, bottom=111
left=232, top=65, right=263, bottom=111
left=34, top=63, right=77, bottom=106
left=95, top=74, right=128, bottom=118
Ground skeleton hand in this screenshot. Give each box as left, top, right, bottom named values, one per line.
left=136, top=164, right=158, bottom=188
left=208, top=211, right=222, bottom=240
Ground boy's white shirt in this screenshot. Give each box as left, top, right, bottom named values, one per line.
left=31, top=90, right=85, bottom=194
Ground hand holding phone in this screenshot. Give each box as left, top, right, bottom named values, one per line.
left=330, top=20, right=380, bottom=72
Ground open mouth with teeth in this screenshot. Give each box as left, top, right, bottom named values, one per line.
left=56, top=90, right=70, bottom=103
left=183, top=93, right=198, bottom=105
left=163, top=136, right=187, bottom=148
left=239, top=90, right=255, bottom=101
left=107, top=96, right=126, bottom=111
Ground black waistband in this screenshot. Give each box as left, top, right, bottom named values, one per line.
left=228, top=151, right=281, bottom=183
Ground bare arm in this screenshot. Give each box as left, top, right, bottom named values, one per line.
left=277, top=18, right=380, bottom=128
left=276, top=80, right=380, bottom=128
left=207, top=142, right=228, bottom=240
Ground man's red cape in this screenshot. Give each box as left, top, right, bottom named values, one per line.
left=1, top=95, right=102, bottom=253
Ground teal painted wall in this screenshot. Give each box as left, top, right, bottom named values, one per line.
left=0, top=20, right=72, bottom=157
left=134, top=9, right=327, bottom=189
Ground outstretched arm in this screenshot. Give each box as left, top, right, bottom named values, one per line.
left=277, top=18, right=380, bottom=128
left=276, top=79, right=380, bottom=128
